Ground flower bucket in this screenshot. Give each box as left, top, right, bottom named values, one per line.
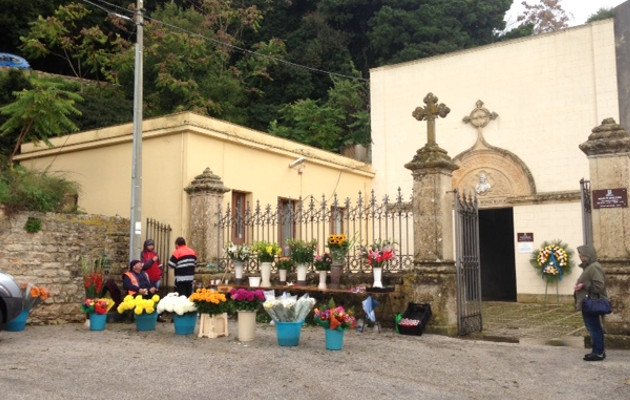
left=325, top=328, right=345, bottom=351
left=135, top=312, right=158, bottom=332
left=89, top=313, right=108, bottom=331
left=248, top=276, right=261, bottom=287
left=173, top=314, right=197, bottom=335
left=275, top=321, right=303, bottom=347
left=6, top=310, right=29, bottom=332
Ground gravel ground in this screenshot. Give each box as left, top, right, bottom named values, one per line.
left=1, top=321, right=629, bottom=400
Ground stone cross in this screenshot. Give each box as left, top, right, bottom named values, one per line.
left=412, top=92, right=450, bottom=146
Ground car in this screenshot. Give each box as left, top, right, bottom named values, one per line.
left=0, top=272, right=23, bottom=330
left=0, top=53, right=31, bottom=70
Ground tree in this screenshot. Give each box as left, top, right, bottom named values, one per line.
left=586, top=8, right=615, bottom=24
left=269, top=75, right=370, bottom=152
left=516, top=0, right=570, bottom=34
left=20, top=3, right=131, bottom=82
left=0, top=76, right=82, bottom=164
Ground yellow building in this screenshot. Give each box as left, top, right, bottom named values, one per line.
left=16, top=112, right=374, bottom=246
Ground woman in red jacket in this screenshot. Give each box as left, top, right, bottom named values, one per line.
left=141, top=239, right=163, bottom=289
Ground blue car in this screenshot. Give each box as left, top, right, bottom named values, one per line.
left=0, top=272, right=23, bottom=330
left=0, top=53, right=31, bottom=70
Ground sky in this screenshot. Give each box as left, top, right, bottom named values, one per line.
left=504, top=0, right=626, bottom=30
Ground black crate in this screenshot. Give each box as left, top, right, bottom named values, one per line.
left=397, top=303, right=431, bottom=336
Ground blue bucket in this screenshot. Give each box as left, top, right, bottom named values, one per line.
left=89, top=313, right=108, bottom=331
left=325, top=328, right=345, bottom=351
left=6, top=310, right=29, bottom=332
left=173, top=314, right=197, bottom=335
left=135, top=313, right=158, bottom=332
left=275, top=321, right=303, bottom=346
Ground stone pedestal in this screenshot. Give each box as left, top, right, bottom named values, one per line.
left=404, top=141, right=459, bottom=335
left=580, top=118, right=630, bottom=338
left=184, top=168, right=229, bottom=265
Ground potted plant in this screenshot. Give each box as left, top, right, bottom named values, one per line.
left=6, top=283, right=50, bottom=332
left=313, top=299, right=357, bottom=351
left=361, top=240, right=395, bottom=288
left=190, top=288, right=229, bottom=338
left=229, top=288, right=266, bottom=342
left=225, top=242, right=252, bottom=285
left=81, top=298, right=115, bottom=331
left=252, top=241, right=282, bottom=287
left=326, top=234, right=354, bottom=288
left=313, top=253, right=333, bottom=290
left=263, top=293, right=316, bottom=347
left=287, top=239, right=317, bottom=286
left=156, top=293, right=198, bottom=335
left=116, top=294, right=161, bottom=332
left=275, top=257, right=294, bottom=284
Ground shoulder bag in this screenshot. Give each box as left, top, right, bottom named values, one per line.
left=582, top=295, right=612, bottom=316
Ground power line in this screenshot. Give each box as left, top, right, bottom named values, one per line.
left=84, top=0, right=368, bottom=83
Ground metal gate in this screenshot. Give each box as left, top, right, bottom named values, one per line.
left=145, top=218, right=172, bottom=290
left=454, top=191, right=482, bottom=336
left=580, top=178, right=593, bottom=246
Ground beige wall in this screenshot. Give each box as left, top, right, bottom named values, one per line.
left=370, top=20, right=619, bottom=198
left=17, top=112, right=374, bottom=241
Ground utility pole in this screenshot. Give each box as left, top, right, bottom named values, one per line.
left=129, top=0, right=144, bottom=261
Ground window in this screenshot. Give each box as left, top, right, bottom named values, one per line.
left=231, top=191, right=248, bottom=244
left=330, top=206, right=345, bottom=234
left=278, top=198, right=299, bottom=251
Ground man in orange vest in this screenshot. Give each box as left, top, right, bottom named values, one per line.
left=167, top=237, right=197, bottom=297
left=123, top=260, right=158, bottom=298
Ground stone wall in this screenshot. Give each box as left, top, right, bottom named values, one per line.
left=0, top=211, right=129, bottom=324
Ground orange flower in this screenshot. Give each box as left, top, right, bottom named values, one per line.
left=39, top=288, right=50, bottom=300
left=31, top=287, right=41, bottom=298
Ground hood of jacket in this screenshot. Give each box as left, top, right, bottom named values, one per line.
left=577, top=245, right=597, bottom=268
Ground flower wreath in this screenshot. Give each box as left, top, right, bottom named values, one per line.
left=529, top=240, right=574, bottom=282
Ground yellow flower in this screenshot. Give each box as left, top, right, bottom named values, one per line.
left=134, top=307, right=143, bottom=315
left=146, top=307, right=155, bottom=314
left=151, top=294, right=160, bottom=303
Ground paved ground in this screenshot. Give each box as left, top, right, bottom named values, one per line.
left=477, top=301, right=585, bottom=346
left=1, top=319, right=629, bottom=400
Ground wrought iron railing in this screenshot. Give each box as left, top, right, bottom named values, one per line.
left=216, top=189, right=414, bottom=276
left=145, top=217, right=172, bottom=289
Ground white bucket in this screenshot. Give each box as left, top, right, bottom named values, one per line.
left=248, top=276, right=261, bottom=287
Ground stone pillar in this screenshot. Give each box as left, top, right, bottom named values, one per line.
left=184, top=167, right=229, bottom=265
left=579, top=118, right=630, bottom=342
left=403, top=93, right=460, bottom=336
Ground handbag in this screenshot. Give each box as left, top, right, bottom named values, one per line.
left=582, top=296, right=612, bottom=315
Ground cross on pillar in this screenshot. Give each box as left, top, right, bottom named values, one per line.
left=412, top=92, right=450, bottom=146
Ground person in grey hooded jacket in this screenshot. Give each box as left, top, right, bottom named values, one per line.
left=574, top=245, right=608, bottom=361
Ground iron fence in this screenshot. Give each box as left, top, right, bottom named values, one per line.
left=146, top=217, right=172, bottom=289
left=216, top=189, right=414, bottom=276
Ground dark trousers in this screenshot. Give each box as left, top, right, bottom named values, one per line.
left=582, top=311, right=605, bottom=354
left=175, top=281, right=193, bottom=297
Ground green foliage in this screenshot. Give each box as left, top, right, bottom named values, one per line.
left=73, top=84, right=132, bottom=131
left=0, top=166, right=79, bottom=214
left=24, top=216, right=42, bottom=233
left=286, top=239, right=317, bottom=264
left=586, top=8, right=615, bottom=24
left=0, top=70, right=33, bottom=157
left=0, top=76, right=82, bottom=164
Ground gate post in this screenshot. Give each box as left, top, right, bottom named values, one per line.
left=184, top=167, right=230, bottom=265
left=579, top=118, right=630, bottom=342
left=403, top=93, right=460, bottom=336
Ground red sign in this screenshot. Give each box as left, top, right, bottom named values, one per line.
left=517, top=232, right=534, bottom=242
left=592, top=188, right=628, bottom=209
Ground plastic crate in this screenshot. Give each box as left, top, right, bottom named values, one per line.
left=397, top=303, right=431, bottom=336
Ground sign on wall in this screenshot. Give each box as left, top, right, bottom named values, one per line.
left=517, top=232, right=534, bottom=253
left=592, top=188, right=628, bottom=209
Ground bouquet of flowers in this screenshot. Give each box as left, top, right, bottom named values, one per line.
left=229, top=288, right=266, bottom=312
left=252, top=241, right=282, bottom=262
left=156, top=293, right=198, bottom=316
left=81, top=257, right=105, bottom=299
left=530, top=240, right=574, bottom=281
left=313, top=253, right=333, bottom=271
left=81, top=298, right=115, bottom=315
left=263, top=293, right=316, bottom=322
left=362, top=240, right=396, bottom=269
left=117, top=294, right=160, bottom=315
left=313, top=299, right=356, bottom=331
left=19, top=283, right=50, bottom=312
left=225, top=242, right=252, bottom=261
left=327, top=234, right=353, bottom=262
left=275, top=257, right=295, bottom=271
left=190, top=288, right=228, bottom=315
left=286, top=239, right=317, bottom=264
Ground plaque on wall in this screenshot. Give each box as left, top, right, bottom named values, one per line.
left=517, top=232, right=534, bottom=242
left=592, top=188, right=628, bottom=209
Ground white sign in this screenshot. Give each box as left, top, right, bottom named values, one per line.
left=518, top=242, right=534, bottom=254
